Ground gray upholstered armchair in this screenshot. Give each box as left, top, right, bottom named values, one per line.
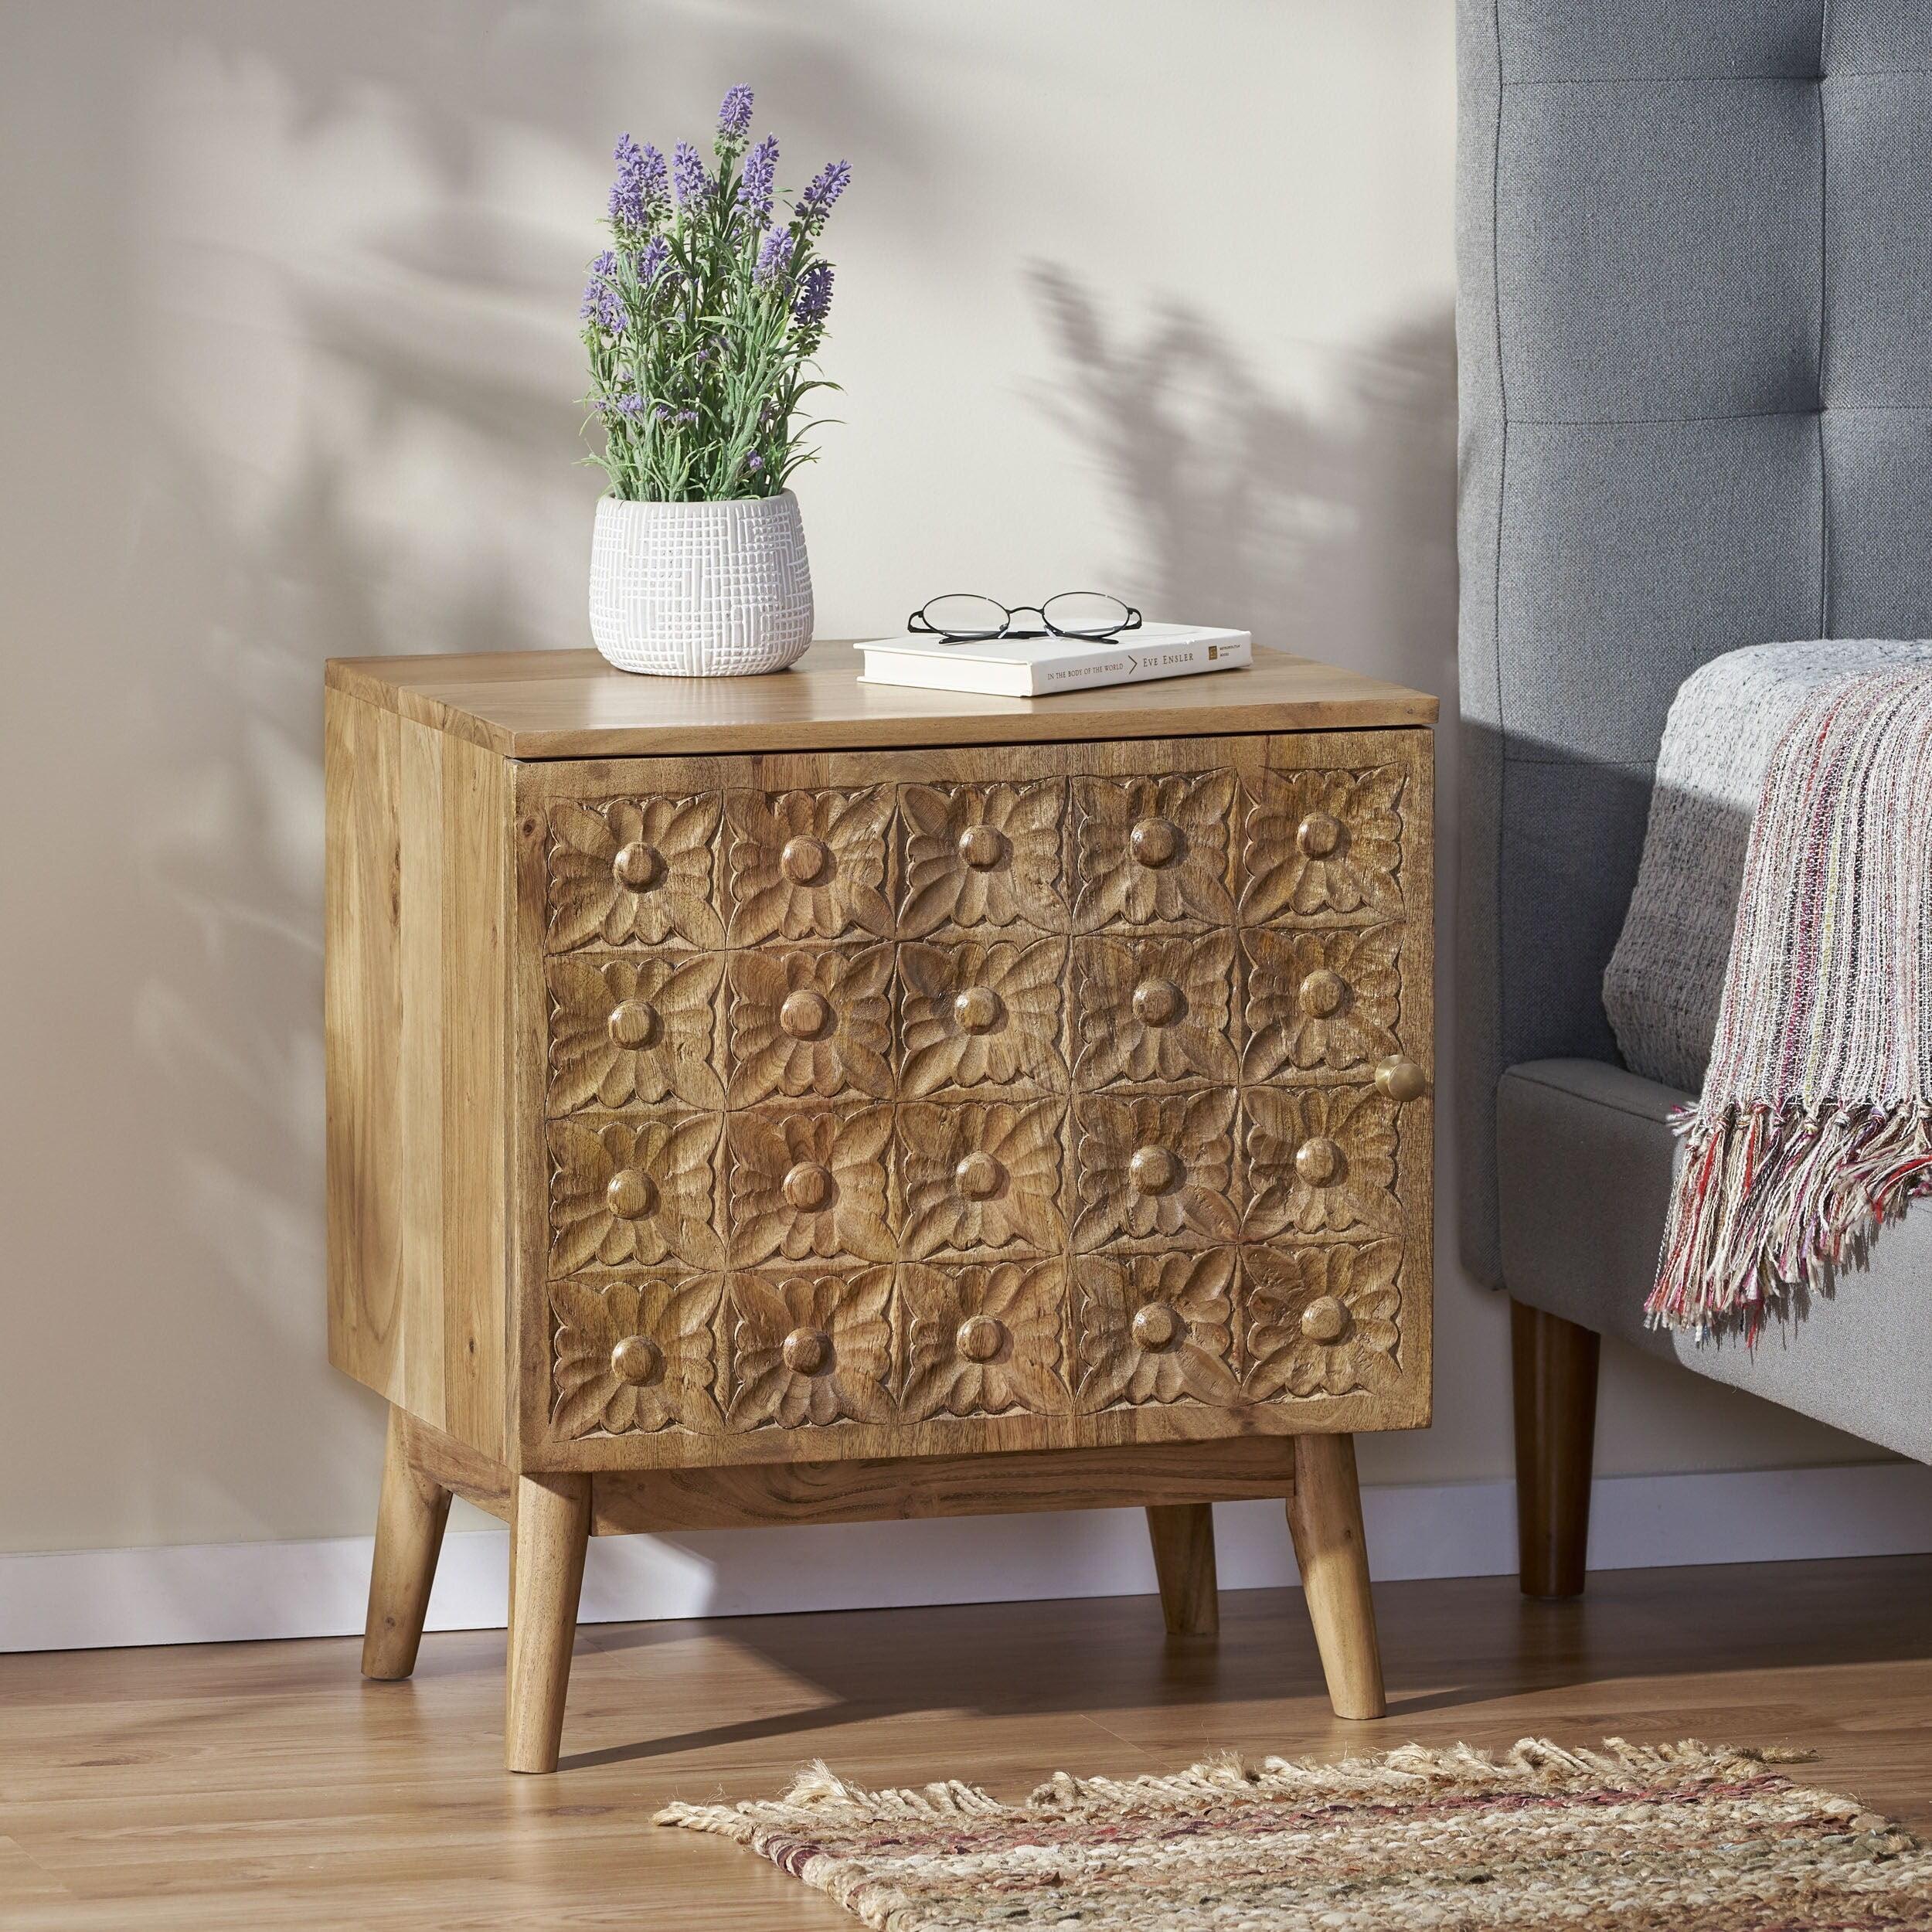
left=1457, top=0, right=1932, bottom=1594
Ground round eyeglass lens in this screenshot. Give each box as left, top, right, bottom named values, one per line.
left=1043, top=592, right=1132, bottom=638
left=920, top=594, right=1009, bottom=639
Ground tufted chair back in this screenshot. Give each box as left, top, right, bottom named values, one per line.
left=1456, top=0, right=1932, bottom=1283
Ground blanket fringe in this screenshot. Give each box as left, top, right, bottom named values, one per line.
left=1649, top=1101, right=1932, bottom=1334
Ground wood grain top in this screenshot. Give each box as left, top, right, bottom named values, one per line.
left=325, top=645, right=1437, bottom=760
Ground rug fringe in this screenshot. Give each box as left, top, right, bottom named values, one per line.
left=654, top=1735, right=1816, bottom=1834
left=655, top=1737, right=1852, bottom=1932
left=1648, top=1100, right=1932, bottom=1334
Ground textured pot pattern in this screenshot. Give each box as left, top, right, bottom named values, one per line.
left=589, top=490, right=814, bottom=677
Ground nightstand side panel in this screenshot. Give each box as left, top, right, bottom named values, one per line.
left=326, top=689, right=515, bottom=1462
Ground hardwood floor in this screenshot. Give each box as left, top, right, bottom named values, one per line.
left=2, top=1555, right=1929, bottom=1928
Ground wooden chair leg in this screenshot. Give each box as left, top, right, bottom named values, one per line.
left=505, top=1472, right=591, bottom=1774
left=1145, top=1503, right=1219, bottom=1636
left=1510, top=1299, right=1600, bottom=1599
left=1286, top=1434, right=1386, bottom=1719
left=362, top=1408, right=452, bottom=1682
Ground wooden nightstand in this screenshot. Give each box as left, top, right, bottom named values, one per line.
left=325, top=645, right=1436, bottom=1771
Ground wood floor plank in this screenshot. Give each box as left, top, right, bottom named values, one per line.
left=0, top=1837, right=73, bottom=1910
left=0, top=1556, right=1927, bottom=1928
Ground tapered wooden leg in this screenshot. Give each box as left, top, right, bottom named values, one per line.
left=1511, top=1299, right=1600, bottom=1599
left=1286, top=1434, right=1385, bottom=1719
left=362, top=1408, right=452, bottom=1681
left=505, top=1472, right=591, bottom=1774
left=1145, top=1503, right=1219, bottom=1636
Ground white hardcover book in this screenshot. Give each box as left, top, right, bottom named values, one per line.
left=854, top=624, right=1253, bottom=698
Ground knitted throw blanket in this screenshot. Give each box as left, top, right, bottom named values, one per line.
left=1650, top=658, right=1932, bottom=1334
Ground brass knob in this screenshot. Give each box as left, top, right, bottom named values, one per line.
left=782, top=1327, right=832, bottom=1376
left=1128, top=1145, right=1179, bottom=1194
left=782, top=1162, right=833, bottom=1212
left=1294, top=1136, right=1344, bottom=1187
left=610, top=1334, right=663, bottom=1385
left=1131, top=978, right=1183, bottom=1028
left=1300, top=1296, right=1349, bottom=1344
left=1298, top=968, right=1346, bottom=1019
left=780, top=835, right=830, bottom=885
left=611, top=840, right=664, bottom=892
left=1131, top=1302, right=1180, bottom=1350
left=1375, top=1056, right=1427, bottom=1104
left=780, top=988, right=833, bottom=1039
left=607, top=998, right=659, bottom=1049
left=1129, top=816, right=1180, bottom=868
left=1296, top=811, right=1344, bottom=859
left=604, top=1168, right=657, bottom=1219
left=956, top=1314, right=1005, bottom=1362
left=954, top=1151, right=1005, bottom=1199
left=953, top=985, right=1003, bottom=1034
left=957, top=824, right=1006, bottom=870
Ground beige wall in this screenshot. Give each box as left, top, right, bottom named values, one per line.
left=0, top=0, right=1868, bottom=1560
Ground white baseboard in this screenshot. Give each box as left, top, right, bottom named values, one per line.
left=4, top=1460, right=1929, bottom=1654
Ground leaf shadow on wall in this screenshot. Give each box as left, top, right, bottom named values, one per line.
left=109, top=0, right=920, bottom=1546
left=1028, top=264, right=1458, bottom=715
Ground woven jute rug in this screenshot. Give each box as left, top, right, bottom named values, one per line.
left=657, top=1738, right=1932, bottom=1930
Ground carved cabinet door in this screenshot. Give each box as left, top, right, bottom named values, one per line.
left=511, top=730, right=1433, bottom=1473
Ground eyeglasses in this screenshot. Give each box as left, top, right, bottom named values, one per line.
left=906, top=591, right=1144, bottom=645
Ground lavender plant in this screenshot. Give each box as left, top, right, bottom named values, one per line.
left=580, top=87, right=849, bottom=502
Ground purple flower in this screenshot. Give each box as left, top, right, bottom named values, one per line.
left=634, top=235, right=670, bottom=284
left=580, top=249, right=624, bottom=332
left=744, top=451, right=764, bottom=473
left=717, top=86, right=754, bottom=143
left=672, top=140, right=711, bottom=209
left=794, top=158, right=850, bottom=233
left=597, top=391, right=648, bottom=418
left=608, top=134, right=668, bottom=230
left=754, top=226, right=791, bottom=284
left=791, top=259, right=834, bottom=328
left=738, top=134, right=777, bottom=226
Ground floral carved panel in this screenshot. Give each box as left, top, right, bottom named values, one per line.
left=726, top=787, right=894, bottom=944
left=524, top=727, right=1429, bottom=1462
left=1243, top=1085, right=1399, bottom=1240
left=546, top=794, right=724, bottom=951
left=1072, top=770, right=1236, bottom=930
left=899, top=1100, right=1066, bottom=1257
left=1238, top=765, right=1404, bottom=924
left=725, top=1105, right=895, bottom=1267
left=1243, top=1241, right=1402, bottom=1400
left=1073, top=1248, right=1243, bottom=1411
left=725, top=1269, right=896, bottom=1429
left=898, top=780, right=1067, bottom=935
left=548, top=1114, right=724, bottom=1273
left=900, top=938, right=1067, bottom=1096
left=550, top=1274, right=724, bottom=1437
left=726, top=944, right=894, bottom=1105
left=546, top=954, right=725, bottom=1114
left=1073, top=1089, right=1238, bottom=1250
left=1241, top=923, right=1401, bottom=1083
left=900, top=1262, right=1070, bottom=1419
left=1071, top=933, right=1238, bottom=1090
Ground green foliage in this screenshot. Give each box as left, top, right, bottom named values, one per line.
left=580, top=97, right=847, bottom=502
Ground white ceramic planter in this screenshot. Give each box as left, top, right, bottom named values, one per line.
left=588, top=490, right=815, bottom=677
